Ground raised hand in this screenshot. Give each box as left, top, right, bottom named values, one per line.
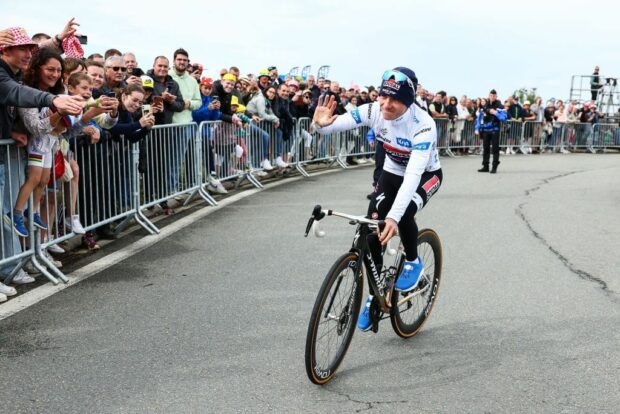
left=58, top=17, right=80, bottom=41
left=53, top=95, right=83, bottom=115
left=312, top=94, right=338, bottom=127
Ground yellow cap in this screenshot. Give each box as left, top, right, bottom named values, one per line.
left=222, top=73, right=237, bottom=82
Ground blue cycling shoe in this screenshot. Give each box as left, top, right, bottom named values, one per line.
left=8, top=213, right=28, bottom=237
left=357, top=295, right=373, bottom=332
left=32, top=212, right=47, bottom=230
left=395, top=258, right=424, bottom=292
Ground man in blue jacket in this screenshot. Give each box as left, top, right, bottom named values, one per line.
left=476, top=89, right=507, bottom=174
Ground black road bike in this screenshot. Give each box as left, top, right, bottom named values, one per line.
left=303, top=205, right=442, bottom=385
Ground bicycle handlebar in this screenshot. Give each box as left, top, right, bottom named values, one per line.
left=304, top=204, right=383, bottom=238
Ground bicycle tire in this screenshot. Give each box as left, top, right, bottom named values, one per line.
left=305, top=252, right=363, bottom=385
left=390, top=228, right=442, bottom=338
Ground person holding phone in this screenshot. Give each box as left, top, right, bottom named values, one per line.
left=145, top=56, right=183, bottom=125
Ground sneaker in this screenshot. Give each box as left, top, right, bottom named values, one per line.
left=0, top=282, right=17, bottom=296
left=32, top=212, right=47, bottom=230
left=252, top=169, right=268, bottom=177
left=395, top=258, right=424, bottom=292
left=47, top=243, right=65, bottom=254
left=357, top=295, right=374, bottom=331
left=261, top=159, right=274, bottom=171
left=357, top=158, right=368, bottom=164
left=478, top=167, right=489, bottom=172
left=82, top=232, right=100, bottom=250
left=9, top=213, right=28, bottom=237
left=69, top=215, right=86, bottom=234
left=561, top=148, right=570, bottom=154
left=207, top=176, right=228, bottom=194
left=275, top=156, right=288, bottom=168
left=11, top=269, right=35, bottom=284
left=0, top=293, right=6, bottom=303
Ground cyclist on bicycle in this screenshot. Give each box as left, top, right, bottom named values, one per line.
left=311, top=67, right=442, bottom=331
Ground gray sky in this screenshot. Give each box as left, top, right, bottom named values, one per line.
left=4, top=0, right=618, bottom=101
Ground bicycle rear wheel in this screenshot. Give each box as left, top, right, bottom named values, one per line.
left=390, top=229, right=442, bottom=338
left=305, top=252, right=363, bottom=384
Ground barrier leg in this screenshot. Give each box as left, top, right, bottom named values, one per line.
left=33, top=229, right=67, bottom=283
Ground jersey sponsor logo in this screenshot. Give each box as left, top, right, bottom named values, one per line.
left=380, top=128, right=388, bottom=136
left=350, top=108, right=362, bottom=124
left=413, top=127, right=431, bottom=137
left=412, top=142, right=430, bottom=151
left=396, top=137, right=412, bottom=148
left=422, top=175, right=440, bottom=198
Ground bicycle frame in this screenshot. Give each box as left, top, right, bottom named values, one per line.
left=352, top=223, right=395, bottom=313
left=305, top=205, right=397, bottom=314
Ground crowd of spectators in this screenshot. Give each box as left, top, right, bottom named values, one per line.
left=0, top=18, right=616, bottom=303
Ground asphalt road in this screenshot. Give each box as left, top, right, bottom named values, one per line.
left=1, top=154, right=619, bottom=413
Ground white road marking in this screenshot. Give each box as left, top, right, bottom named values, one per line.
left=0, top=168, right=350, bottom=320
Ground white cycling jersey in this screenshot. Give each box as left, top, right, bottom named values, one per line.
left=315, top=102, right=441, bottom=223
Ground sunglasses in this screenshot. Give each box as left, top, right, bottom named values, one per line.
left=109, top=66, right=127, bottom=72
left=381, top=69, right=414, bottom=90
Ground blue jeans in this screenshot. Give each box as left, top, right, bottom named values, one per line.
left=169, top=125, right=194, bottom=193
left=0, top=147, right=26, bottom=276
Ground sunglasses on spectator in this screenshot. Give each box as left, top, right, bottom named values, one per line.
left=109, top=66, right=127, bottom=72
left=382, top=69, right=415, bottom=90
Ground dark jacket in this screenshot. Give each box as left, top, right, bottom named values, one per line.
left=475, top=100, right=507, bottom=133
left=309, top=84, right=321, bottom=108
left=322, top=90, right=347, bottom=115
left=212, top=82, right=235, bottom=124
left=446, top=104, right=458, bottom=121
left=109, top=107, right=150, bottom=144
left=0, top=59, right=55, bottom=141
left=508, top=103, right=524, bottom=121
left=274, top=97, right=295, bottom=139
left=290, top=101, right=310, bottom=119
left=145, top=69, right=184, bottom=125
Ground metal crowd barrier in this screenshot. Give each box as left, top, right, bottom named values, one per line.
left=444, top=119, right=480, bottom=154
left=5, top=113, right=618, bottom=291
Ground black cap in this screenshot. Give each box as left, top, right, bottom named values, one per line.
left=490, top=89, right=497, bottom=95
left=268, top=66, right=277, bottom=71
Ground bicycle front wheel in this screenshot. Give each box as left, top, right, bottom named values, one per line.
left=390, top=228, right=442, bottom=338
left=305, top=252, right=363, bottom=385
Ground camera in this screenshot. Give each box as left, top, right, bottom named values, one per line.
left=77, top=35, right=88, bottom=45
